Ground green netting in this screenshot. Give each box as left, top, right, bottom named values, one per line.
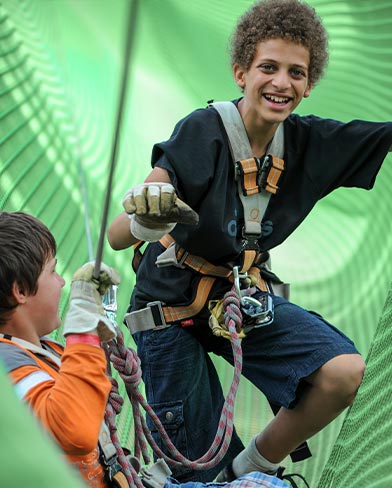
left=0, top=365, right=84, bottom=487
left=0, top=1, right=391, bottom=487
left=318, top=287, right=392, bottom=488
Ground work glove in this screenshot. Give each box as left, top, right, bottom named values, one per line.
left=63, top=262, right=121, bottom=343
left=122, top=182, right=199, bottom=242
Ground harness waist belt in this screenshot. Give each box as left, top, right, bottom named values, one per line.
left=125, top=301, right=170, bottom=334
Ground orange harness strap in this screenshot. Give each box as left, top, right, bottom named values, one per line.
left=159, top=234, right=259, bottom=278
left=236, top=155, right=285, bottom=197
left=130, top=237, right=269, bottom=325
left=265, top=156, right=285, bottom=194
left=162, top=276, right=217, bottom=323
left=157, top=235, right=269, bottom=322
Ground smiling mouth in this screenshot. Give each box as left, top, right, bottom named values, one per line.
left=263, top=94, right=292, bottom=104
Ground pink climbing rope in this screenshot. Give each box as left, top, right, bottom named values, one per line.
left=104, top=285, right=244, bottom=480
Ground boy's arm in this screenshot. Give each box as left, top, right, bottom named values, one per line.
left=11, top=347, right=111, bottom=455
left=107, top=166, right=198, bottom=250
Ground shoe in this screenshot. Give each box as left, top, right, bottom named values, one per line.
left=276, top=467, right=311, bottom=488
left=214, top=462, right=237, bottom=483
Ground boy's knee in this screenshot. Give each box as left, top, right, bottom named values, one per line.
left=312, top=354, right=365, bottom=405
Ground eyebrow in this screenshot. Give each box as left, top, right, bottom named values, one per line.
left=258, top=58, right=308, bottom=70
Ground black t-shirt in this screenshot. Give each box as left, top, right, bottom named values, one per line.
left=130, top=101, right=392, bottom=310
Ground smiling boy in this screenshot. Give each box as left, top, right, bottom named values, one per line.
left=107, top=0, right=392, bottom=482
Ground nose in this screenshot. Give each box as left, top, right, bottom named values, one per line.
left=271, top=69, right=290, bottom=91
left=59, top=275, right=66, bottom=287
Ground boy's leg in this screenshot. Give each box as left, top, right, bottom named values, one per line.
left=214, top=294, right=365, bottom=478
left=132, top=323, right=244, bottom=482
left=254, top=353, right=365, bottom=463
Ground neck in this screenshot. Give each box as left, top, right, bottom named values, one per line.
left=237, top=99, right=280, bottom=158
left=1, top=322, right=42, bottom=348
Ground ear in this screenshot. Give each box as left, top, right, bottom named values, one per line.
left=11, top=282, right=27, bottom=304
left=303, top=83, right=313, bottom=98
left=233, top=63, right=246, bottom=90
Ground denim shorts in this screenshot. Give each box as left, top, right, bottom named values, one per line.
left=132, top=293, right=358, bottom=482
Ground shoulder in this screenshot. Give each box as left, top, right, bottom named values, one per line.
left=152, top=102, right=229, bottom=166
left=285, top=113, right=344, bottom=132
left=0, top=340, right=37, bottom=373
left=172, top=103, right=223, bottom=135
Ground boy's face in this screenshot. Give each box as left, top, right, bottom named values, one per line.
left=234, top=38, right=312, bottom=125
left=24, top=257, right=65, bottom=336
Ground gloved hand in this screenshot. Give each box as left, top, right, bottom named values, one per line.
left=63, top=262, right=121, bottom=343
left=122, top=182, right=199, bottom=242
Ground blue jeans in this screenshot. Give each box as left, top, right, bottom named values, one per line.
left=133, top=294, right=358, bottom=482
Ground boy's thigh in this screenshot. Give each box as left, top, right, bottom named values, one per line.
left=217, top=294, right=359, bottom=408
left=132, top=325, right=244, bottom=481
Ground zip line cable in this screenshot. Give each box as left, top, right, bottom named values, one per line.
left=93, top=0, right=139, bottom=280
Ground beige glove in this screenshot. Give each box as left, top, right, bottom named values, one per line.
left=122, top=182, right=199, bottom=242
left=63, top=262, right=121, bottom=343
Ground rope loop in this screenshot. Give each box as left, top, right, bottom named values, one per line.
left=104, top=283, right=245, bottom=479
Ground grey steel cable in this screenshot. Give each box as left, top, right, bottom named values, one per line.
left=93, top=0, right=139, bottom=279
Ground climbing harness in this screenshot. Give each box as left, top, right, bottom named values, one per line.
left=125, top=234, right=272, bottom=334
left=211, top=101, right=284, bottom=252
left=126, top=100, right=286, bottom=335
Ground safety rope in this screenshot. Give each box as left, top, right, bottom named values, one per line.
left=105, top=376, right=144, bottom=488
left=104, top=285, right=244, bottom=479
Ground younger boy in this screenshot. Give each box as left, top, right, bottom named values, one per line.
left=0, top=211, right=120, bottom=487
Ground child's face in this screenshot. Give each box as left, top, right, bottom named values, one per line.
left=234, top=38, right=312, bottom=125
left=26, top=256, right=65, bottom=336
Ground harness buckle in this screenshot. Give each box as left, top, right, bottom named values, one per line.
left=241, top=228, right=261, bottom=251
left=104, top=455, right=123, bottom=483
left=155, top=242, right=187, bottom=269
left=146, top=301, right=169, bottom=330
left=124, top=301, right=170, bottom=334
left=257, top=154, right=272, bottom=189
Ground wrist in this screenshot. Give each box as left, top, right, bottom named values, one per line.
left=66, top=333, right=101, bottom=347
left=130, top=214, right=175, bottom=242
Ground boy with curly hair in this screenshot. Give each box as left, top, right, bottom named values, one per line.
left=108, top=0, right=392, bottom=483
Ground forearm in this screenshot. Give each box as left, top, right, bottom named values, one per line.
left=107, top=211, right=139, bottom=250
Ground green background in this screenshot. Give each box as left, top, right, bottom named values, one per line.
left=0, top=1, right=391, bottom=486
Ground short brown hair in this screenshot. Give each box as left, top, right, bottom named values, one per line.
left=0, top=212, right=56, bottom=325
left=230, top=0, right=329, bottom=85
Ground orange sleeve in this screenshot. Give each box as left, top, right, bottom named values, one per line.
left=14, top=344, right=111, bottom=456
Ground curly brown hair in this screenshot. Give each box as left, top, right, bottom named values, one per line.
left=230, top=0, right=329, bottom=85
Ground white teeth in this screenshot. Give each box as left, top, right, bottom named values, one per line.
left=265, top=94, right=289, bottom=103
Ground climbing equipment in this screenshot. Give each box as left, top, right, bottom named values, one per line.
left=125, top=234, right=271, bottom=335
left=211, top=101, right=284, bottom=252
left=103, top=297, right=244, bottom=484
